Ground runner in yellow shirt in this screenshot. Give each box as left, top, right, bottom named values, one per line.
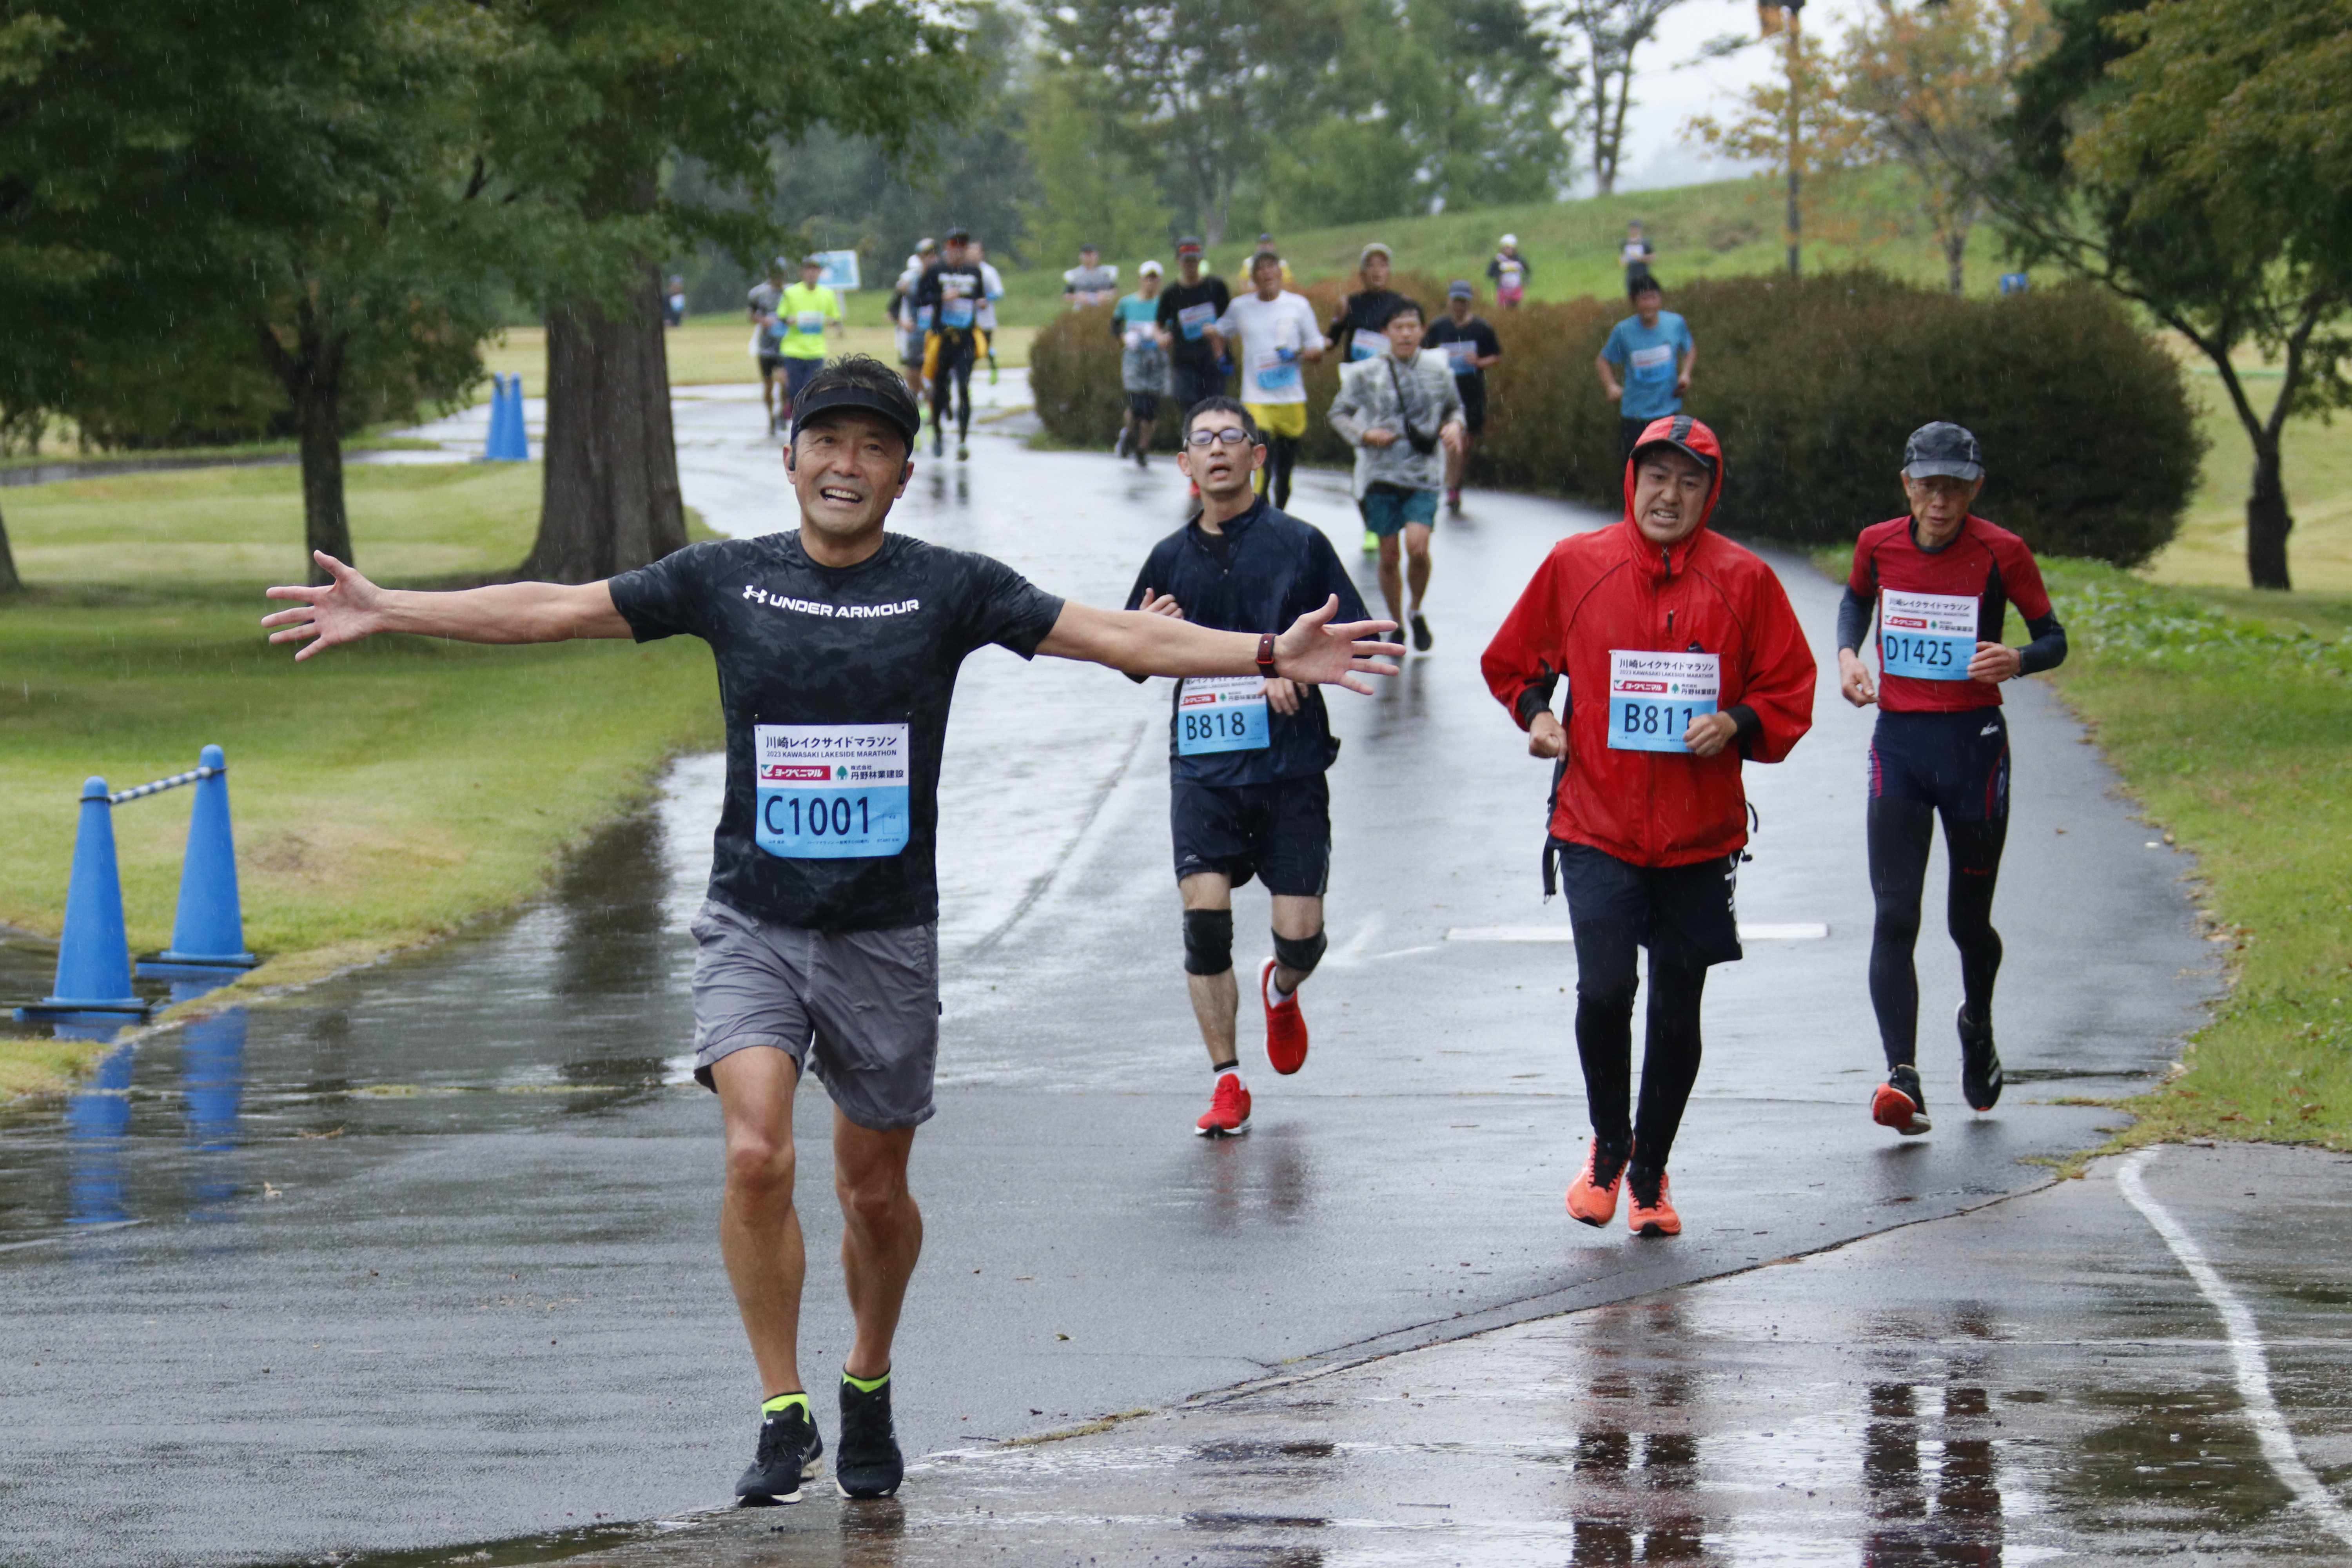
left=776, top=256, right=845, bottom=426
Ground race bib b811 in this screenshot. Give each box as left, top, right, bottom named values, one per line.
left=1607, top=650, right=1720, bottom=753
left=1176, top=676, right=1270, bottom=756
left=754, top=724, right=911, bottom=859
left=1879, top=590, right=1979, bottom=680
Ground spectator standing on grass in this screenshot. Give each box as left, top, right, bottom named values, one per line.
left=1156, top=238, right=1232, bottom=416
left=1064, top=245, right=1120, bottom=308
left=1113, top=260, right=1168, bottom=468
left=1235, top=233, right=1294, bottom=290
left=1596, top=273, right=1695, bottom=462
left=1326, top=298, right=1465, bottom=654
left=1621, top=221, right=1656, bottom=287
left=666, top=276, right=688, bottom=328
left=1423, top=280, right=1500, bottom=514
left=1486, top=235, right=1532, bottom=310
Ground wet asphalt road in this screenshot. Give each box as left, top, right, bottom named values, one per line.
left=0, top=387, right=2225, bottom=1565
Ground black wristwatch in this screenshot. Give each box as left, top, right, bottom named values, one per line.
left=1256, top=632, right=1278, bottom=680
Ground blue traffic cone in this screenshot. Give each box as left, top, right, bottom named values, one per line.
left=140, top=745, right=255, bottom=977
left=482, top=373, right=510, bottom=460
left=15, top=779, right=148, bottom=1023
left=500, top=375, right=529, bottom=459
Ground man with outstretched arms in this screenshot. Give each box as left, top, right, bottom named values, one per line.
left=1214, top=251, right=1325, bottom=511
left=1154, top=238, right=1231, bottom=417
left=1837, top=422, right=2066, bottom=1138
left=913, top=229, right=989, bottom=461
left=1325, top=298, right=1464, bottom=653
left=1123, top=398, right=1377, bottom=1138
left=1480, top=416, right=1814, bottom=1239
left=1112, top=260, right=1168, bottom=466
left=260, top=358, right=1399, bottom=1509
left=1423, top=280, right=1501, bottom=513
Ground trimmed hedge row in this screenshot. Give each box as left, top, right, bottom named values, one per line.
left=1028, top=269, right=2202, bottom=566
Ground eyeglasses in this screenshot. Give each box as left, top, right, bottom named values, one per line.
left=1185, top=427, right=1256, bottom=448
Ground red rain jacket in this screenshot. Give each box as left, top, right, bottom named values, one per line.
left=1480, top=416, right=1816, bottom=867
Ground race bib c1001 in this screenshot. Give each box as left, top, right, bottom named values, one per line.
left=1879, top=590, right=1979, bottom=680
left=754, top=724, right=911, bottom=859
left=1175, top=675, right=1271, bottom=756
left=1607, top=650, right=1720, bottom=753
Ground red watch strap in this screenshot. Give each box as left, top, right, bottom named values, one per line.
left=1256, top=633, right=1278, bottom=678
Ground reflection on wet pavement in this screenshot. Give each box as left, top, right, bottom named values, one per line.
left=390, top=1146, right=2352, bottom=1568
left=0, top=806, right=695, bottom=1245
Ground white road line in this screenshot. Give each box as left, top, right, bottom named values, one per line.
left=1443, top=922, right=1828, bottom=943
left=2117, top=1147, right=2352, bottom=1551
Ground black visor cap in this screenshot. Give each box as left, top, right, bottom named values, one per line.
left=792, top=383, right=921, bottom=456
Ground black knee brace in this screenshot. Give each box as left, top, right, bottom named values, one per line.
left=1271, top=928, right=1327, bottom=978
left=1183, top=908, right=1234, bottom=976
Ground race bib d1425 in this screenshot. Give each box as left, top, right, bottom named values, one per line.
left=1176, top=676, right=1270, bottom=756
left=754, top=724, right=911, bottom=859
left=1607, top=650, right=1720, bottom=753
left=1879, top=590, right=1979, bottom=680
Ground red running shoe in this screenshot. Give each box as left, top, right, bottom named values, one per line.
left=1566, top=1140, right=1628, bottom=1228
left=1626, top=1168, right=1681, bottom=1237
left=1261, top=957, right=1308, bottom=1076
left=1194, top=1072, right=1252, bottom=1138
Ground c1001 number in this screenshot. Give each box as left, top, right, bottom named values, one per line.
left=764, top=793, right=872, bottom=838
left=1181, top=710, right=1255, bottom=745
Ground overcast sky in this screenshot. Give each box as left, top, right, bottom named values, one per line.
left=1590, top=0, right=1871, bottom=194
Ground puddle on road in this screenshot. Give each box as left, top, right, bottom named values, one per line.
left=0, top=799, right=705, bottom=1245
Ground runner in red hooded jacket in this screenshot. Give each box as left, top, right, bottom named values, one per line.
left=1481, top=414, right=1815, bottom=1238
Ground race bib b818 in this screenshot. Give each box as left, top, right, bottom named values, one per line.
left=1607, top=650, right=1720, bottom=753
left=1879, top=590, right=1979, bottom=680
left=1176, top=676, right=1270, bottom=756
left=754, top=724, right=911, bottom=859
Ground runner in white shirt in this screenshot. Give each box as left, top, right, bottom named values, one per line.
left=1213, top=252, right=1326, bottom=512
left=973, top=241, right=1007, bottom=385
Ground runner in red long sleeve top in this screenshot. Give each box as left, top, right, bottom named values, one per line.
left=1481, top=414, right=1815, bottom=1239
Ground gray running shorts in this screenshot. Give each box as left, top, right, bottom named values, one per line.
left=686, top=899, right=940, bottom=1131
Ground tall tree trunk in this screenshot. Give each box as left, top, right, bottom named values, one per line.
left=2245, top=430, right=2293, bottom=591
left=522, top=261, right=686, bottom=583
left=1945, top=225, right=1967, bottom=296
left=0, top=497, right=20, bottom=593
left=257, top=312, right=354, bottom=584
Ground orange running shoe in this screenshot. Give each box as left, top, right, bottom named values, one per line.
left=1261, top=958, right=1308, bottom=1076
left=1626, top=1167, right=1681, bottom=1237
left=1194, top=1071, right=1252, bottom=1138
left=1566, top=1139, right=1630, bottom=1227
left=1871, top=1063, right=1932, bottom=1136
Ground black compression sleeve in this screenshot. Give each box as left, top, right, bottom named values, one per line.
left=1727, top=704, right=1760, bottom=741
left=1837, top=586, right=1873, bottom=654
left=1514, top=669, right=1560, bottom=728
left=2016, top=611, right=2068, bottom=676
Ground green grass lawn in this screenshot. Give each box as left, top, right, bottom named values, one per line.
left=0, top=463, right=720, bottom=1095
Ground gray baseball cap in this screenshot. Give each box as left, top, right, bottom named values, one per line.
left=1903, top=421, right=1984, bottom=482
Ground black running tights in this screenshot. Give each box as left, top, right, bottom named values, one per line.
left=1867, top=797, right=2006, bottom=1069
left=1265, top=436, right=1299, bottom=510
left=1572, top=918, right=1708, bottom=1174
left=931, top=349, right=975, bottom=440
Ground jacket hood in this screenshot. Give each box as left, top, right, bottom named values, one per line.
left=1619, top=414, right=1726, bottom=571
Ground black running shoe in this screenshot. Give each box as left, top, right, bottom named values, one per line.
left=931, top=426, right=944, bottom=459
left=836, top=1375, right=905, bottom=1499
left=1958, top=1004, right=2003, bottom=1111
left=1871, top=1063, right=1932, bottom=1136
left=1410, top=612, right=1433, bottom=652
left=735, top=1401, right=824, bottom=1506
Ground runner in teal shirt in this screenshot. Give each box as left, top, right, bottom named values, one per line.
left=1596, top=274, right=1696, bottom=459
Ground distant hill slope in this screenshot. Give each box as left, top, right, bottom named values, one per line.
left=984, top=167, right=2034, bottom=325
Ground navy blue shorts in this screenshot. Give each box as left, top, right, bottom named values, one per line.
left=1171, top=774, right=1331, bottom=896
left=1551, top=840, right=1743, bottom=967
left=1869, top=709, right=2010, bottom=822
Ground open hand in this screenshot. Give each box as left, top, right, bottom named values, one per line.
left=261, top=552, right=387, bottom=661
left=1271, top=595, right=1402, bottom=694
